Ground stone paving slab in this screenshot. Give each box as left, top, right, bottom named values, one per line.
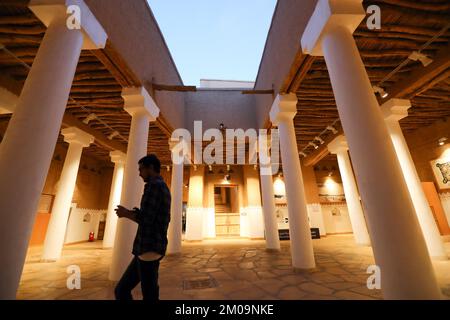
left=17, top=235, right=450, bottom=300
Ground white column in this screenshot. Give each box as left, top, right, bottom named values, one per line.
left=109, top=87, right=159, bottom=281
left=185, top=166, right=205, bottom=241
left=301, top=0, right=440, bottom=299
left=166, top=139, right=186, bottom=254
left=269, top=94, right=315, bottom=270
left=102, top=151, right=126, bottom=249
left=42, top=127, right=94, bottom=260
left=243, top=165, right=265, bottom=239
left=0, top=87, right=18, bottom=114
left=259, top=164, right=281, bottom=250
left=328, top=135, right=371, bottom=246
left=0, top=1, right=106, bottom=299
left=381, top=99, right=447, bottom=259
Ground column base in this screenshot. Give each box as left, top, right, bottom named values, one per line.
left=293, top=267, right=318, bottom=274
left=165, top=252, right=182, bottom=257
left=265, top=248, right=281, bottom=253
left=431, top=255, right=448, bottom=261
left=356, top=242, right=372, bottom=247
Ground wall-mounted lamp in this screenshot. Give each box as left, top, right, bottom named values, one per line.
left=273, top=175, right=286, bottom=197
left=409, top=51, right=433, bottom=67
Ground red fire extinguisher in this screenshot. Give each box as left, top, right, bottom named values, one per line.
left=89, top=232, right=95, bottom=242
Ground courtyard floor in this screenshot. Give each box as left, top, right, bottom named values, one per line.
left=17, top=235, right=450, bottom=300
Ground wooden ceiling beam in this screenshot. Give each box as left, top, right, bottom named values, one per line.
left=241, top=89, right=274, bottom=95
left=62, top=113, right=127, bottom=154
left=151, top=83, right=197, bottom=92
left=300, top=41, right=450, bottom=167
left=90, top=40, right=141, bottom=87
left=382, top=43, right=450, bottom=100
left=280, top=51, right=315, bottom=94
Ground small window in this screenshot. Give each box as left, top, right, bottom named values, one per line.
left=83, top=213, right=91, bottom=222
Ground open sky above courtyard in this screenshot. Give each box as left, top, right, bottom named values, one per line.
left=147, top=0, right=277, bottom=86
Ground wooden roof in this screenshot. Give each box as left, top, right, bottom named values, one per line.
left=1, top=1, right=449, bottom=168
left=281, top=0, right=450, bottom=164
left=0, top=2, right=173, bottom=164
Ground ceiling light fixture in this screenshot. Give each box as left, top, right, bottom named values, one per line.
left=373, top=85, right=388, bottom=98
left=438, top=137, right=448, bottom=146
left=326, top=125, right=338, bottom=134
left=299, top=151, right=307, bottom=157
left=83, top=113, right=97, bottom=124
left=308, top=142, right=319, bottom=150
left=314, top=137, right=324, bottom=145
left=408, top=51, right=433, bottom=67
left=107, top=131, right=119, bottom=140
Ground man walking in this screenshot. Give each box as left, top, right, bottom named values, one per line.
left=114, top=154, right=171, bottom=301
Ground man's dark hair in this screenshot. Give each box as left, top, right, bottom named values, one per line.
left=138, top=154, right=161, bottom=173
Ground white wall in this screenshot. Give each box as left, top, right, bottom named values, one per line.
left=307, top=203, right=327, bottom=236
left=64, top=205, right=106, bottom=244
left=440, top=192, right=450, bottom=227
left=321, top=203, right=353, bottom=234
left=318, top=180, right=346, bottom=202
left=275, top=203, right=328, bottom=236
left=200, top=79, right=254, bottom=89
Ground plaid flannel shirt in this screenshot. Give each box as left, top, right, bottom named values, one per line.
left=132, top=175, right=171, bottom=256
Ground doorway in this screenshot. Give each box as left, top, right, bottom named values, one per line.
left=214, top=185, right=240, bottom=237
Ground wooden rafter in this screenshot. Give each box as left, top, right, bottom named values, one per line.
left=0, top=4, right=176, bottom=164
left=241, top=89, right=274, bottom=95
left=381, top=43, right=450, bottom=100
left=294, top=0, right=450, bottom=166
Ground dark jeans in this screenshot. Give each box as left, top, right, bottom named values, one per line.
left=114, top=256, right=162, bottom=301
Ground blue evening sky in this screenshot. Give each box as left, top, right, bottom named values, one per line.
left=147, top=0, right=277, bottom=86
